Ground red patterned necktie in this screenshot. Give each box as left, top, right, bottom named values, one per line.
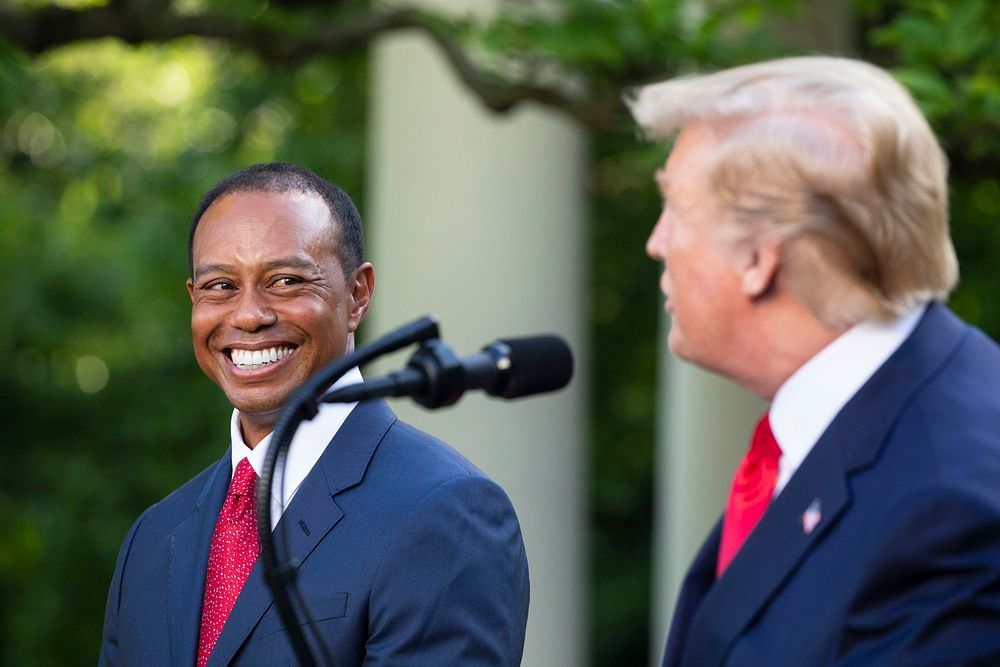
left=716, top=414, right=782, bottom=577
left=196, top=457, right=260, bottom=667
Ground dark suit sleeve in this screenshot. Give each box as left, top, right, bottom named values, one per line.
left=98, top=512, right=145, bottom=667
left=835, top=490, right=1000, bottom=666
left=362, top=474, right=530, bottom=666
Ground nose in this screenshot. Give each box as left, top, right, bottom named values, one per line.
left=230, top=287, right=277, bottom=332
left=646, top=212, right=668, bottom=261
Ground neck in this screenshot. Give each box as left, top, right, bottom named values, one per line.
left=238, top=412, right=276, bottom=449
left=737, top=300, right=848, bottom=400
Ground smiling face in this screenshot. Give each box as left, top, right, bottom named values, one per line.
left=645, top=123, right=748, bottom=376
left=187, top=189, right=373, bottom=446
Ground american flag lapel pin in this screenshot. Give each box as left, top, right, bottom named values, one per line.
left=802, top=498, right=822, bottom=535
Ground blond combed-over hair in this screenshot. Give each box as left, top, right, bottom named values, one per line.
left=629, top=56, right=958, bottom=326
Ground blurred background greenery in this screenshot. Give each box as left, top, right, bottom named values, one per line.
left=2, top=0, right=999, bottom=664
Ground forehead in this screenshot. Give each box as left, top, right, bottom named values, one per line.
left=665, top=123, right=721, bottom=177
left=193, top=190, right=335, bottom=261
left=654, top=125, right=722, bottom=217
left=658, top=124, right=744, bottom=243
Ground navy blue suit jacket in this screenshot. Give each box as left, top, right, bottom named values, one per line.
left=663, top=304, right=1000, bottom=666
left=100, top=399, right=529, bottom=666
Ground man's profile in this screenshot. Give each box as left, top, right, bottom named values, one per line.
left=630, top=57, right=1000, bottom=665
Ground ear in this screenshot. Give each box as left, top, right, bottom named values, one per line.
left=186, top=278, right=195, bottom=303
left=739, top=236, right=781, bottom=298
left=347, top=262, right=375, bottom=331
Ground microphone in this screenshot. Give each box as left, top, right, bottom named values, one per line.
left=321, top=335, right=573, bottom=409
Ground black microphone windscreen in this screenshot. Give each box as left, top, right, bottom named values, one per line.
left=498, top=335, right=574, bottom=398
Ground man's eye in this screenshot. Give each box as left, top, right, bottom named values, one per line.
left=205, top=281, right=234, bottom=291
left=272, top=277, right=301, bottom=287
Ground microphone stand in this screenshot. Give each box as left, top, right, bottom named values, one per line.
left=255, top=316, right=440, bottom=667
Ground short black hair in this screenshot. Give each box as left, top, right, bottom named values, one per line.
left=188, top=162, right=365, bottom=277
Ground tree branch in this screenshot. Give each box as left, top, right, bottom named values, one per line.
left=0, top=2, right=625, bottom=130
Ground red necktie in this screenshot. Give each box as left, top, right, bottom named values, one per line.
left=717, top=414, right=782, bottom=577
left=196, top=457, right=260, bottom=667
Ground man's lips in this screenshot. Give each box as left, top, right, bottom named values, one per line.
left=225, top=344, right=298, bottom=371
left=660, top=272, right=672, bottom=311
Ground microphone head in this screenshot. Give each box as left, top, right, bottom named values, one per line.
left=490, top=335, right=574, bottom=399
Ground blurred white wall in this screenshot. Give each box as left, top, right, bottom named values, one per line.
left=367, top=2, right=588, bottom=665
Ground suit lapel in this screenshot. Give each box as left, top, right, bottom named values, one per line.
left=678, top=304, right=967, bottom=666
left=662, top=522, right=721, bottom=667
left=680, top=434, right=851, bottom=666
left=207, top=399, right=396, bottom=666
left=169, top=455, right=231, bottom=666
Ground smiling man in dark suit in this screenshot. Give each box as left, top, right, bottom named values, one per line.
left=630, top=57, right=1000, bottom=665
left=99, top=163, right=529, bottom=666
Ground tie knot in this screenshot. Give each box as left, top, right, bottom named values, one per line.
left=230, top=457, right=258, bottom=498
left=751, top=414, right=782, bottom=461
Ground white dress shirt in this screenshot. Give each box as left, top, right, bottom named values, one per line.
left=228, top=366, right=363, bottom=529
left=769, top=306, right=925, bottom=496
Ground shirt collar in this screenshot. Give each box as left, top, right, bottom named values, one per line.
left=229, top=366, right=364, bottom=527
left=769, top=306, right=925, bottom=495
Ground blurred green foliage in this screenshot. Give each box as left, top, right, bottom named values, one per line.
left=859, top=0, right=1000, bottom=335
left=0, top=37, right=367, bottom=663
left=2, top=1, right=999, bottom=665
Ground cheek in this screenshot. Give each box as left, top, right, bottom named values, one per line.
left=290, top=300, right=348, bottom=345
left=190, top=305, right=221, bottom=341
left=302, top=299, right=344, bottom=327
left=190, top=310, right=210, bottom=341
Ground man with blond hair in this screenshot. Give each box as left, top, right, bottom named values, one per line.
left=631, top=56, right=1000, bottom=666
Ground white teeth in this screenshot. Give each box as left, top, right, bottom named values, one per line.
left=230, top=346, right=293, bottom=369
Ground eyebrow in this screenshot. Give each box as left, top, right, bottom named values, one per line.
left=192, top=257, right=318, bottom=280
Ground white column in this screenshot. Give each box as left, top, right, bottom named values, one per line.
left=368, top=5, right=588, bottom=666
left=649, top=314, right=765, bottom=664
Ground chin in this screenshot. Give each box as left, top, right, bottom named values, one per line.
left=226, top=391, right=288, bottom=418
left=668, top=330, right=709, bottom=370
left=667, top=326, right=689, bottom=359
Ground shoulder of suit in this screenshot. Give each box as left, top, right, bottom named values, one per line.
left=133, top=455, right=226, bottom=521
left=872, top=327, right=1000, bottom=502
left=377, top=419, right=489, bottom=481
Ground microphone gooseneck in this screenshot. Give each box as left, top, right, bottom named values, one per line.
left=257, top=315, right=441, bottom=667
left=256, top=316, right=574, bottom=667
